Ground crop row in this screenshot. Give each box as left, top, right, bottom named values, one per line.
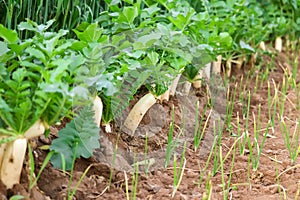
left=0, top=0, right=299, bottom=190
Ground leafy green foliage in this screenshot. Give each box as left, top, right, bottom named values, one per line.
left=50, top=106, right=100, bottom=170
left=0, top=20, right=84, bottom=135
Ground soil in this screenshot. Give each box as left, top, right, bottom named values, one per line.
left=2, top=47, right=300, bottom=200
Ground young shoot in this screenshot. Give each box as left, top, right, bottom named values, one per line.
left=279, top=118, right=300, bottom=164
left=247, top=106, right=269, bottom=171
left=171, top=142, right=187, bottom=198
left=194, top=102, right=211, bottom=151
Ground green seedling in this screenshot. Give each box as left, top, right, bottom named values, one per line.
left=131, top=155, right=139, bottom=200
left=165, top=105, right=176, bottom=168
left=254, top=74, right=259, bottom=94
left=279, top=76, right=288, bottom=119
left=143, top=132, right=150, bottom=176
left=108, top=131, right=121, bottom=190
left=279, top=118, right=300, bottom=164
left=219, top=143, right=236, bottom=200
left=212, top=120, right=223, bottom=176
left=236, top=113, right=245, bottom=155
left=194, top=102, right=211, bottom=151
left=28, top=144, right=55, bottom=190
left=9, top=195, right=25, bottom=200
left=275, top=155, right=285, bottom=200
left=198, top=135, right=218, bottom=188
left=202, top=172, right=212, bottom=200
left=124, top=171, right=130, bottom=200
left=247, top=106, right=269, bottom=171
left=238, top=91, right=251, bottom=156
left=226, top=83, right=238, bottom=135
left=171, top=142, right=187, bottom=198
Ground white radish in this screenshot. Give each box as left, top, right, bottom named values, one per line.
left=24, top=119, right=45, bottom=139
left=250, top=53, right=257, bottom=68
left=123, top=93, right=156, bottom=135
left=103, top=123, right=112, bottom=133
left=192, top=71, right=203, bottom=89
left=212, top=55, right=222, bottom=74
left=159, top=88, right=170, bottom=101
left=275, top=37, right=282, bottom=52
left=259, top=41, right=266, bottom=51
left=236, top=56, right=244, bottom=69
left=93, top=96, right=103, bottom=128
left=0, top=138, right=27, bottom=189
left=169, top=75, right=181, bottom=96
left=0, top=143, right=7, bottom=171
left=226, top=59, right=232, bottom=77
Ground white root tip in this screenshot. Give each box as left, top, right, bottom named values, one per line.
left=259, top=41, right=266, bottom=51
left=123, top=93, right=156, bottom=135
left=93, top=96, right=103, bottom=128
left=104, top=124, right=112, bottom=133
left=275, top=37, right=282, bottom=52
left=0, top=138, right=27, bottom=189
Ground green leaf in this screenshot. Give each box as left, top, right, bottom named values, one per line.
left=50, top=106, right=100, bottom=170
left=118, top=6, right=139, bottom=25
left=184, top=64, right=198, bottom=80
left=9, top=195, right=25, bottom=200
left=219, top=32, right=233, bottom=47
left=239, top=40, right=255, bottom=52
left=0, top=42, right=10, bottom=56
left=25, top=47, right=47, bottom=63
left=73, top=23, right=103, bottom=42
left=0, top=24, right=19, bottom=43
left=18, top=20, right=39, bottom=33
left=146, top=51, right=159, bottom=65
left=9, top=40, right=32, bottom=55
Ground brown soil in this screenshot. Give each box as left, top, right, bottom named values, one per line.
left=2, top=48, right=300, bottom=200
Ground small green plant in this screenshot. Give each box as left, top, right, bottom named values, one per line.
left=236, top=113, right=245, bottom=155
left=247, top=106, right=269, bottom=171
left=225, top=83, right=237, bottom=134
left=198, top=132, right=218, bottom=188
left=279, top=77, right=288, bottom=119
left=212, top=120, right=223, bottom=176
left=165, top=105, right=176, bottom=168
left=0, top=19, right=84, bottom=189
left=28, top=144, right=55, bottom=189
left=275, top=155, right=285, bottom=200
left=194, top=102, right=211, bottom=151
left=171, top=142, right=187, bottom=198
left=9, top=195, right=24, bottom=200
left=202, top=172, right=212, bottom=200
left=237, top=90, right=251, bottom=156
left=279, top=118, right=300, bottom=164
left=219, top=143, right=236, bottom=200
left=125, top=153, right=139, bottom=200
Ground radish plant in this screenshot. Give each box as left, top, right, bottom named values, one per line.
left=0, top=20, right=86, bottom=188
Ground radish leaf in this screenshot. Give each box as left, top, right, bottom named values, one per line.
left=50, top=106, right=100, bottom=170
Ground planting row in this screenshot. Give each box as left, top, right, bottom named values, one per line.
left=0, top=0, right=298, bottom=189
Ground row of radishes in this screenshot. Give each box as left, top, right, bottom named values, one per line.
left=0, top=3, right=287, bottom=190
